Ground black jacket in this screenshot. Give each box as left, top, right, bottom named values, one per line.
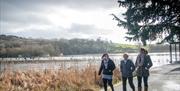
left=98, top=59, right=116, bottom=75
left=135, top=55, right=153, bottom=76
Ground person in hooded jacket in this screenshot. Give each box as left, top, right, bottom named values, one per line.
left=98, top=53, right=116, bottom=91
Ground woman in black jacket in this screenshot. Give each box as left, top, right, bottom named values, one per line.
left=98, top=53, right=116, bottom=91
left=135, top=48, right=153, bottom=91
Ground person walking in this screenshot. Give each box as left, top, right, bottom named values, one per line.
left=98, top=53, right=116, bottom=91
left=120, top=53, right=135, bottom=91
left=135, top=48, right=153, bottom=91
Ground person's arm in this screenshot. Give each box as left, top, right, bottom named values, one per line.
left=130, top=60, right=135, bottom=72
left=112, top=60, right=116, bottom=71
left=135, top=55, right=139, bottom=68
left=98, top=61, right=103, bottom=75
left=120, top=61, right=122, bottom=72
left=147, top=55, right=153, bottom=69
left=108, top=59, right=116, bottom=71
left=120, top=61, right=123, bottom=78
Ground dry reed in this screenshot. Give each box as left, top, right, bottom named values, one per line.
left=0, top=65, right=120, bottom=91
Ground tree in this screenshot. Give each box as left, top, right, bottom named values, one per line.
left=112, top=0, right=180, bottom=45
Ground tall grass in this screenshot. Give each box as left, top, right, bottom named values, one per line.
left=0, top=65, right=120, bottom=91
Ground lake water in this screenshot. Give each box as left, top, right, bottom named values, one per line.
left=0, top=52, right=179, bottom=71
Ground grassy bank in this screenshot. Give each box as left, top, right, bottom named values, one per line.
left=0, top=66, right=120, bottom=91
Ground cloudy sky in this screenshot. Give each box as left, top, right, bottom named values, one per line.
left=0, top=0, right=133, bottom=43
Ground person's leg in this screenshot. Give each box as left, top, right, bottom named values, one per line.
left=128, top=77, right=135, bottom=91
left=137, top=76, right=142, bottom=91
left=107, top=79, right=114, bottom=91
left=143, top=76, right=148, bottom=91
left=103, top=78, right=108, bottom=91
left=122, top=77, right=127, bottom=91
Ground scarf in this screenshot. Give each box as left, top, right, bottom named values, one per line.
left=136, top=53, right=145, bottom=67
left=103, top=59, right=109, bottom=69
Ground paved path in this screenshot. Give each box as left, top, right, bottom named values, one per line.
left=101, top=63, right=180, bottom=91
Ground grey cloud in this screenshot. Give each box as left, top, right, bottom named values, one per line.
left=68, top=23, right=96, bottom=34
left=6, top=26, right=66, bottom=39
left=0, top=0, right=119, bottom=40
left=1, top=0, right=118, bottom=10
left=2, top=23, right=110, bottom=39
left=1, top=14, right=51, bottom=25
left=68, top=23, right=111, bottom=34
left=0, top=1, right=51, bottom=25
left=0, top=0, right=118, bottom=32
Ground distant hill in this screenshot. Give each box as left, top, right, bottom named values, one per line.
left=0, top=35, right=24, bottom=40
left=0, top=35, right=172, bottom=58
left=0, top=35, right=117, bottom=57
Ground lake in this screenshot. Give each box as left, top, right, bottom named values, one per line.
left=0, top=52, right=179, bottom=71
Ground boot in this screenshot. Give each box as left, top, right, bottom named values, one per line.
left=138, top=87, right=142, bottom=91
left=144, top=86, right=148, bottom=91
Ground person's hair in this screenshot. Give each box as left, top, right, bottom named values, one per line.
left=101, top=53, right=109, bottom=59
left=123, top=53, right=129, bottom=58
left=140, top=48, right=145, bottom=52
left=145, top=50, right=148, bottom=54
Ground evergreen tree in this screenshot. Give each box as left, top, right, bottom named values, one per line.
left=112, top=0, right=180, bottom=45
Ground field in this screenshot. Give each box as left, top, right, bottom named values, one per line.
left=0, top=65, right=120, bottom=91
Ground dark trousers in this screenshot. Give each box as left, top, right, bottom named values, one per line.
left=122, top=77, right=135, bottom=91
left=102, top=78, right=114, bottom=91
left=137, top=76, right=148, bottom=87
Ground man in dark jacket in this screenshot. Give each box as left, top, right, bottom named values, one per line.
left=98, top=53, right=116, bottom=91
left=120, top=53, right=135, bottom=91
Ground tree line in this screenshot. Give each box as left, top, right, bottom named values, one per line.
left=0, top=35, right=172, bottom=58
left=0, top=35, right=115, bottom=58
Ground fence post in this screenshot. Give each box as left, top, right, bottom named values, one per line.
left=94, top=71, right=96, bottom=83
left=175, top=43, right=177, bottom=62
left=170, top=44, right=172, bottom=63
